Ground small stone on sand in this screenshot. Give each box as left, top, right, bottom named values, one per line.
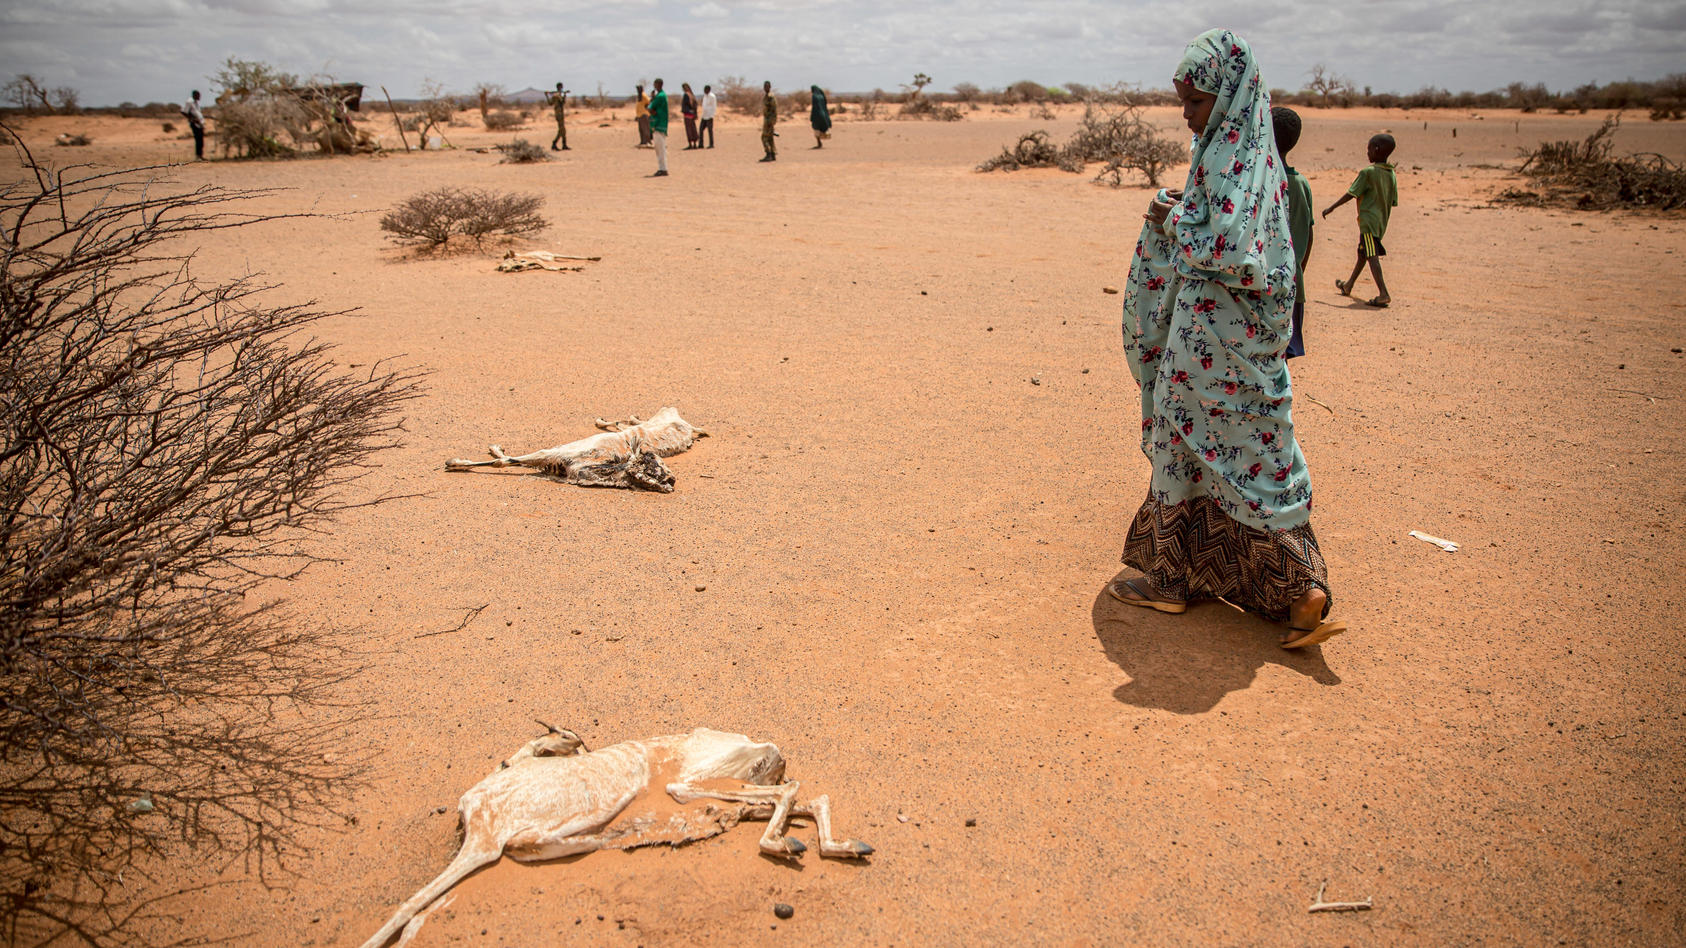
left=1103, top=286, right=1119, bottom=294
left=774, top=903, right=795, bottom=920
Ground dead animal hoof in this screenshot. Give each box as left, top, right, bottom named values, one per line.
left=844, top=840, right=874, bottom=857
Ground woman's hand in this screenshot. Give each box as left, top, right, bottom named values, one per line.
left=1145, top=196, right=1175, bottom=226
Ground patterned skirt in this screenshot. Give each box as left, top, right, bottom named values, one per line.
left=1122, top=495, right=1331, bottom=623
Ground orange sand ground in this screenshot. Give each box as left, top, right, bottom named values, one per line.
left=5, top=104, right=1685, bottom=946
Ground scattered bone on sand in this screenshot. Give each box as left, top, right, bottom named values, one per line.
left=444, top=407, right=705, bottom=492
left=1408, top=530, right=1459, bottom=552
left=496, top=250, right=602, bottom=272
left=360, top=725, right=872, bottom=948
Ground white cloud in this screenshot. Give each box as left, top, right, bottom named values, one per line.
left=690, top=2, right=729, bottom=18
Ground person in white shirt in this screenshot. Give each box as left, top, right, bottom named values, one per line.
left=699, top=84, right=717, bottom=149
left=181, top=89, right=205, bottom=160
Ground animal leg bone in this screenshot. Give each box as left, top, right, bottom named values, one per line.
left=792, top=795, right=875, bottom=857
left=667, top=780, right=810, bottom=857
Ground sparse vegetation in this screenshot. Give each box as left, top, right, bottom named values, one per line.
left=380, top=186, right=548, bottom=248
left=483, top=109, right=523, bottom=130
left=3, top=74, right=80, bottom=114
left=978, top=100, right=1186, bottom=187
left=0, top=126, right=420, bottom=943
left=1501, top=116, right=1686, bottom=211
left=497, top=138, right=549, bottom=163
left=716, top=75, right=762, bottom=116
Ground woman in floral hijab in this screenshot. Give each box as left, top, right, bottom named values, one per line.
left=1115, top=29, right=1343, bottom=648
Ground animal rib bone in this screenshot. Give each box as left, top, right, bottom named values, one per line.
left=360, top=725, right=871, bottom=948
left=444, top=406, right=706, bottom=492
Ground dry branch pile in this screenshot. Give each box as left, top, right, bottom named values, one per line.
left=0, top=126, right=421, bottom=941
left=1501, top=116, right=1686, bottom=211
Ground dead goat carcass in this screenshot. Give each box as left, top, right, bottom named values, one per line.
left=444, top=407, right=705, bottom=492
left=359, top=725, right=872, bottom=948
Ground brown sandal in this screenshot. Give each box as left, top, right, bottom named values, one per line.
left=1105, top=578, right=1187, bottom=615
left=1281, top=619, right=1346, bottom=649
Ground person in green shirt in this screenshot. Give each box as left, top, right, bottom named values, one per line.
left=1272, top=106, right=1312, bottom=357
left=1323, top=133, right=1397, bottom=307
left=648, top=78, right=670, bottom=176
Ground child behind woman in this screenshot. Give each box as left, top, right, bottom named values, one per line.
left=1272, top=106, right=1312, bottom=358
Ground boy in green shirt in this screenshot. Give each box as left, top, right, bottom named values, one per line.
left=1272, top=106, right=1312, bottom=357
left=1323, top=133, right=1398, bottom=308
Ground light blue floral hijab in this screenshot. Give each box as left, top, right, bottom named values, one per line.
left=1121, top=29, right=1311, bottom=531
left=1164, top=29, right=1295, bottom=294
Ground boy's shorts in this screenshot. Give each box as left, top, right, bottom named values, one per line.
left=1359, top=233, right=1387, bottom=258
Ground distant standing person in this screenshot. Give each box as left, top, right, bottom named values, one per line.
left=546, top=82, right=570, bottom=151
left=1324, top=133, right=1398, bottom=307
left=648, top=78, right=670, bottom=176
left=1272, top=106, right=1312, bottom=357
left=759, top=80, right=777, bottom=162
left=180, top=89, right=205, bottom=160
left=809, top=85, right=831, bottom=148
left=636, top=84, right=652, bottom=147
left=681, top=82, right=700, bottom=149
left=699, top=84, right=717, bottom=148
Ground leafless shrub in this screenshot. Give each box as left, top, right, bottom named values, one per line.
left=211, top=96, right=305, bottom=158
left=1030, top=102, right=1056, bottom=121
left=3, top=75, right=79, bottom=114
left=497, top=138, right=549, bottom=163
left=899, top=97, right=964, bottom=121
left=0, top=125, right=422, bottom=944
left=977, top=130, right=1078, bottom=172
left=483, top=109, right=523, bottom=130
left=978, top=101, right=1185, bottom=187
left=1505, top=115, right=1686, bottom=211
left=716, top=75, right=762, bottom=115
left=380, top=186, right=548, bottom=248
left=161, top=120, right=175, bottom=133
left=1067, top=101, right=1187, bottom=188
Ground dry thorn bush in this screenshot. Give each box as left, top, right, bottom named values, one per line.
left=483, top=109, right=523, bottom=130
left=497, top=139, right=549, bottom=163
left=0, top=124, right=422, bottom=944
left=977, top=100, right=1186, bottom=188
left=380, top=186, right=548, bottom=248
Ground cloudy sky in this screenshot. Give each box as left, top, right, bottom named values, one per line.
left=4, top=0, right=1682, bottom=107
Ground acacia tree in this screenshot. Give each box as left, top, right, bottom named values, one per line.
left=0, top=126, right=422, bottom=943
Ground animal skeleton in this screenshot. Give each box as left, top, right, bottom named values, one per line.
left=361, top=725, right=872, bottom=948
left=444, top=407, right=706, bottom=492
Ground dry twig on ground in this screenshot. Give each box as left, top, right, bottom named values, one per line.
left=0, top=122, right=423, bottom=943
left=1307, top=880, right=1374, bottom=913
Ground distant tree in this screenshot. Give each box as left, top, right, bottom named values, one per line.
left=1007, top=79, right=1047, bottom=103
left=904, top=72, right=933, bottom=101
left=474, top=82, right=507, bottom=119
left=211, top=57, right=299, bottom=101
left=952, top=81, right=981, bottom=102
left=1305, top=64, right=1355, bottom=107
left=3, top=75, right=74, bottom=114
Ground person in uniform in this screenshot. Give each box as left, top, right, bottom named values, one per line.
left=546, top=82, right=569, bottom=151
left=759, top=80, right=777, bottom=162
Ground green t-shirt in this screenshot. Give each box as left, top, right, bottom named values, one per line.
left=1285, top=166, right=1313, bottom=281
left=1346, top=162, right=1397, bottom=238
left=648, top=90, right=669, bottom=134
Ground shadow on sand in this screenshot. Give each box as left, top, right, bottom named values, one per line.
left=1091, top=573, right=1341, bottom=714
